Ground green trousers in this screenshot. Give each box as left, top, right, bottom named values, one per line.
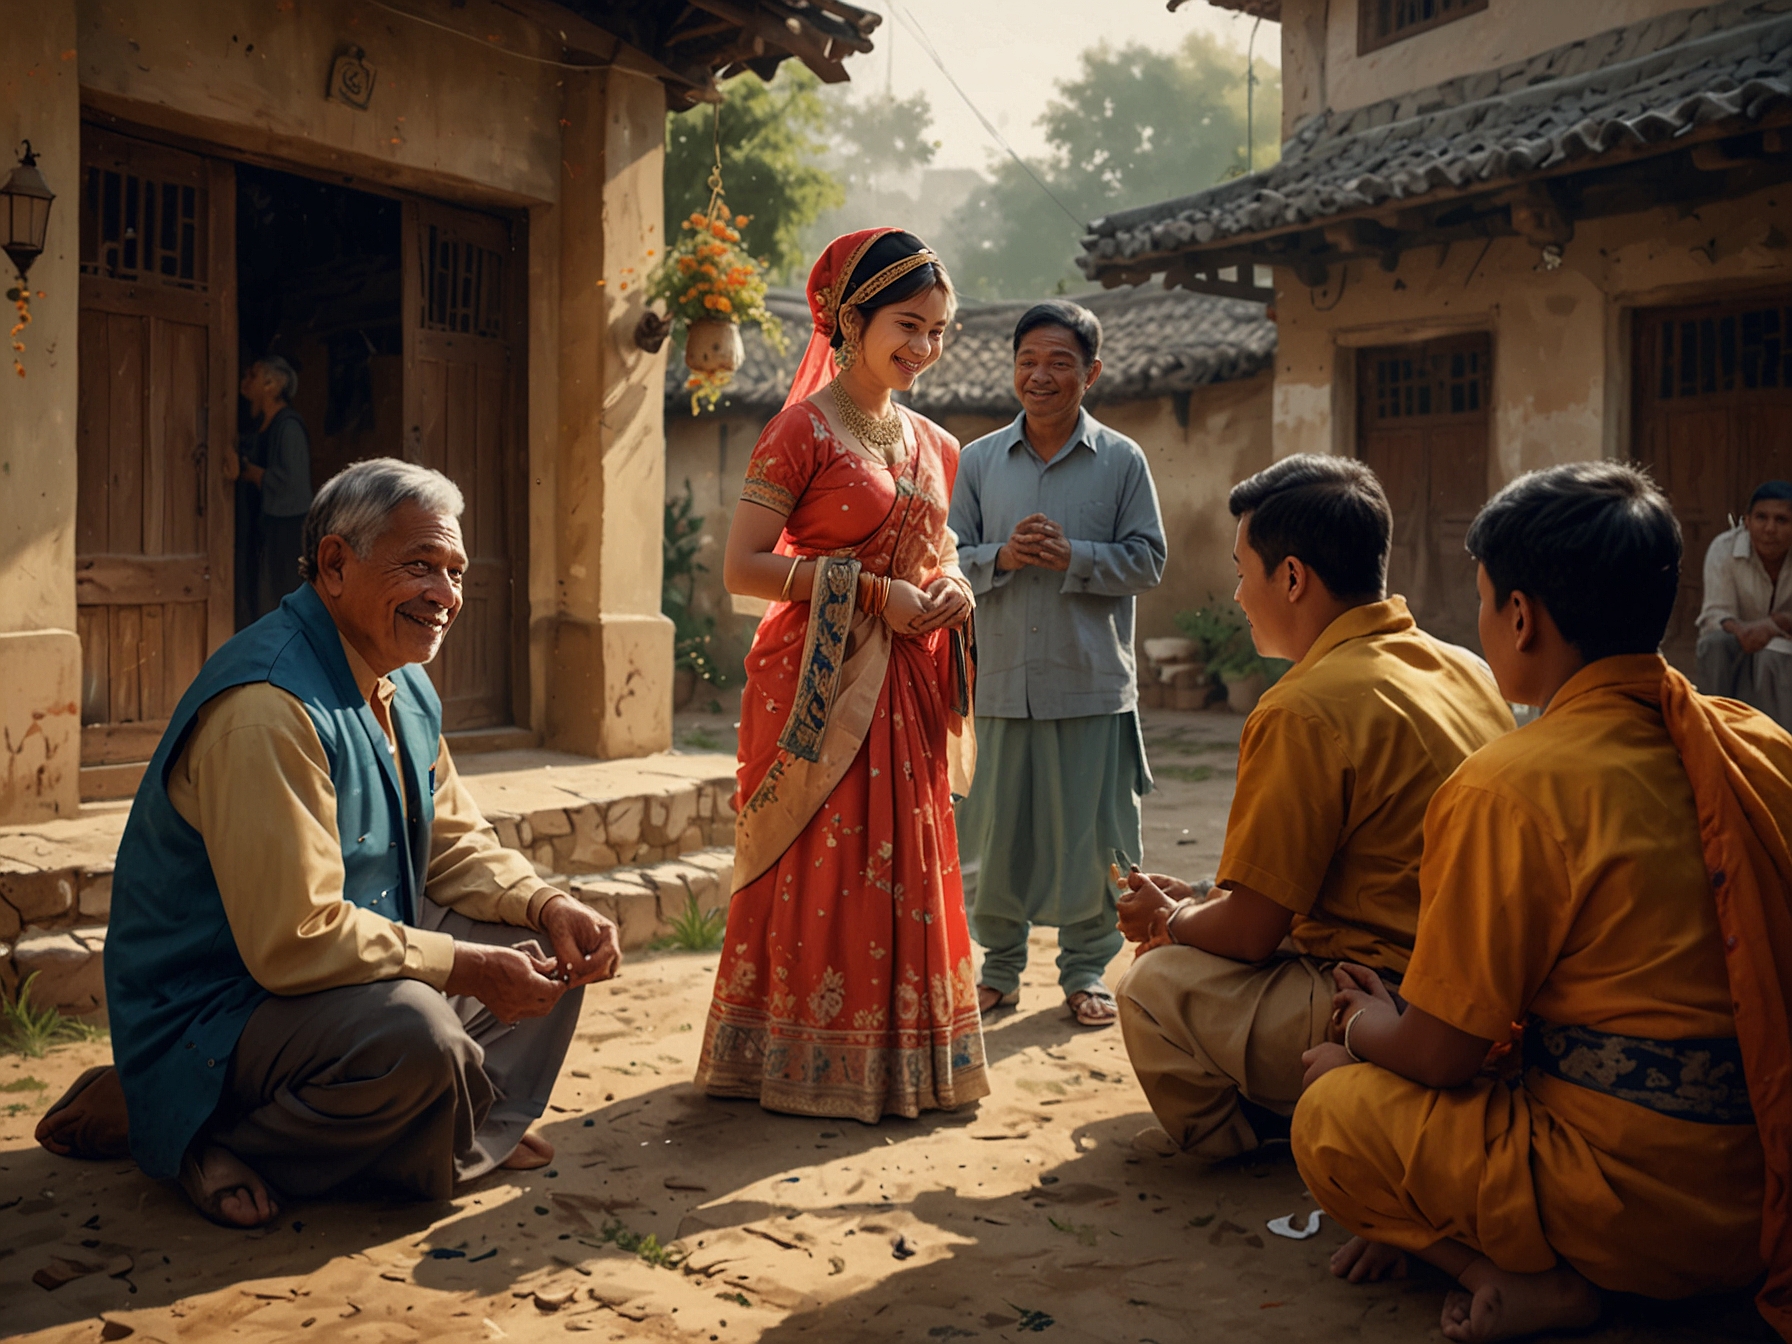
left=956, top=712, right=1150, bottom=995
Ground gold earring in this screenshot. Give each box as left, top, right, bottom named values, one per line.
left=834, top=341, right=857, bottom=372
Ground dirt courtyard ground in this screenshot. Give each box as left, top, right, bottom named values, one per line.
left=0, top=711, right=1773, bottom=1343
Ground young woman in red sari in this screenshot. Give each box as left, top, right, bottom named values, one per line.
left=693, top=229, right=989, bottom=1122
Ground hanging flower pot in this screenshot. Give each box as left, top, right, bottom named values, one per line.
left=648, top=162, right=784, bottom=414
left=684, top=318, right=745, bottom=375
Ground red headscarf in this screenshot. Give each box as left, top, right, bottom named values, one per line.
left=784, top=228, right=934, bottom=409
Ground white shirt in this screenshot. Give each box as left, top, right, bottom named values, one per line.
left=1698, top=522, right=1792, bottom=655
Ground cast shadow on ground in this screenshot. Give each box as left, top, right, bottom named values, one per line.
left=745, top=1108, right=1777, bottom=1344
left=6, top=1070, right=989, bottom=1334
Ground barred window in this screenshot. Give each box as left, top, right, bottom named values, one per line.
left=1359, top=0, right=1489, bottom=55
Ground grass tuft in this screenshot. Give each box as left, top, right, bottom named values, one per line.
left=0, top=973, right=106, bottom=1058
left=581, top=1218, right=685, bottom=1268
left=651, top=895, right=726, bottom=953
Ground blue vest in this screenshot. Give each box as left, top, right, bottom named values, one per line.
left=105, top=584, right=442, bottom=1179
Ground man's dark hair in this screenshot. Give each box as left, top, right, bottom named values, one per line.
left=1465, top=462, right=1680, bottom=662
left=1227, top=454, right=1391, bottom=602
left=1013, top=301, right=1101, bottom=367
left=1749, top=479, right=1792, bottom=508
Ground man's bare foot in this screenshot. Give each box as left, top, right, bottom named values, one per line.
left=1331, top=1236, right=1410, bottom=1283
left=178, top=1145, right=280, bottom=1229
left=500, top=1130, right=554, bottom=1170
left=1440, top=1258, right=1600, bottom=1342
left=976, top=984, right=1018, bottom=1016
left=35, top=1065, right=131, bottom=1160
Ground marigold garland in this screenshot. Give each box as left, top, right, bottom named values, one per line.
left=648, top=192, right=784, bottom=414
left=6, top=282, right=31, bottom=379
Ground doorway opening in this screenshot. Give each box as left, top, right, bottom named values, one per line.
left=234, top=165, right=402, bottom=630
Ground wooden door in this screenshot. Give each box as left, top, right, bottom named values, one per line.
left=1635, top=292, right=1792, bottom=671
left=76, top=128, right=235, bottom=798
left=1357, top=335, right=1491, bottom=650
left=401, top=199, right=518, bottom=731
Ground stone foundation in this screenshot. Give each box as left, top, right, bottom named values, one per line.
left=0, top=754, right=739, bottom=1016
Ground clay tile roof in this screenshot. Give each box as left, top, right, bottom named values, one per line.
left=663, top=286, right=1276, bottom=418
left=1080, top=0, right=1792, bottom=280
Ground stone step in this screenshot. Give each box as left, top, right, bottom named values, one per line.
left=0, top=750, right=739, bottom=1014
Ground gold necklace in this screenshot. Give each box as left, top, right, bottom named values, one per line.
left=830, top=380, right=904, bottom=464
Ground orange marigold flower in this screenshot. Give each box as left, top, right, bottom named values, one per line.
left=709, top=223, right=729, bottom=239
left=713, top=296, right=732, bottom=314
left=735, top=214, right=749, bottom=227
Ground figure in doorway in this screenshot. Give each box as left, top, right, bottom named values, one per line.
left=227, top=356, right=314, bottom=624
left=1696, top=479, right=1792, bottom=730
left=949, top=302, right=1167, bottom=1028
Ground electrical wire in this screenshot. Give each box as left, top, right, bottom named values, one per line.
left=882, top=0, right=1088, bottom=233
left=364, top=0, right=608, bottom=70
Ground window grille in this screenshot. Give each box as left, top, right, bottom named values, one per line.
left=1359, top=0, right=1489, bottom=55
left=79, top=167, right=207, bottom=289
left=1656, top=305, right=1792, bottom=399
left=421, top=224, right=505, bottom=339
left=1366, top=337, right=1488, bottom=423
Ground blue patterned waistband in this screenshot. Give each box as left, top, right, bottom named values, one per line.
left=1523, top=1019, right=1753, bottom=1125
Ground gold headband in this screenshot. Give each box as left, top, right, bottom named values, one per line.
left=842, top=250, right=940, bottom=312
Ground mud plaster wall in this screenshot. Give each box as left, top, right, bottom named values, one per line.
left=0, top=9, right=83, bottom=822
left=77, top=0, right=563, bottom=206
left=664, top=408, right=780, bottom=690
left=939, top=380, right=1275, bottom=646
left=1269, top=184, right=1792, bottom=483
left=1277, top=0, right=1702, bottom=131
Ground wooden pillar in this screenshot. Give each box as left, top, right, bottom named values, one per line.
left=547, top=66, right=674, bottom=758
left=0, top=8, right=81, bottom=822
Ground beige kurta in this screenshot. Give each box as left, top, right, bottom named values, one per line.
left=164, top=634, right=556, bottom=994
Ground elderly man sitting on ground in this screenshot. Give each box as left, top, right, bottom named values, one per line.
left=1696, top=479, right=1792, bottom=730
left=35, top=458, right=619, bottom=1227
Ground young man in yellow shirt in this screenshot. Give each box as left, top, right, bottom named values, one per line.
left=1115, top=455, right=1512, bottom=1160
left=1295, top=462, right=1792, bottom=1342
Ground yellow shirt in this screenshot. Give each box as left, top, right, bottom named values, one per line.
left=1403, top=653, right=1792, bottom=1041
left=1216, top=597, right=1513, bottom=972
left=165, top=634, right=556, bottom=995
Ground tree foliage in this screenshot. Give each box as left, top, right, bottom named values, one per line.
left=799, top=87, right=945, bottom=255
left=664, top=67, right=845, bottom=283
left=938, top=33, right=1282, bottom=299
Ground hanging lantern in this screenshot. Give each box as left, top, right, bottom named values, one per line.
left=1, top=142, right=55, bottom=281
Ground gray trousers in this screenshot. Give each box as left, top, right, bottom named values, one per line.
left=206, top=900, right=582, bottom=1201
left=1696, top=630, right=1792, bottom=730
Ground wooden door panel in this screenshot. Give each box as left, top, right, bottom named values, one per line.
left=1358, top=335, right=1492, bottom=651
left=1634, top=292, right=1792, bottom=674
left=404, top=199, right=518, bottom=732
left=77, top=128, right=234, bottom=791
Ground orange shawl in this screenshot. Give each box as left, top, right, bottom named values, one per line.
left=1660, top=665, right=1792, bottom=1340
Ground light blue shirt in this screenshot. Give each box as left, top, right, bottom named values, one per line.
left=950, top=409, right=1166, bottom=719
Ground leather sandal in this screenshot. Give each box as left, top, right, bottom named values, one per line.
left=1065, top=982, right=1118, bottom=1028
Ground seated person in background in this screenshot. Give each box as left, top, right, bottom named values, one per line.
left=1295, top=462, right=1791, bottom=1344
left=1114, top=455, right=1512, bottom=1161
left=1697, top=479, right=1792, bottom=730
left=36, top=459, right=620, bottom=1228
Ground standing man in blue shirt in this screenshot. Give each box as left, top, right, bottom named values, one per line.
left=950, top=302, right=1167, bottom=1027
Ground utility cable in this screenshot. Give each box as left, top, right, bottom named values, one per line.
left=882, top=0, right=1087, bottom=232
left=365, top=0, right=608, bottom=70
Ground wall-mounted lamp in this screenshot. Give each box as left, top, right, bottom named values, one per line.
left=1, top=142, right=55, bottom=282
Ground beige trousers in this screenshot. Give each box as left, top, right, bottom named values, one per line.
left=1117, top=944, right=1333, bottom=1161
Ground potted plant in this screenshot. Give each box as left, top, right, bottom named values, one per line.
left=648, top=194, right=784, bottom=413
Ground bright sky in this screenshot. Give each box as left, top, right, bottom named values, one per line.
left=855, top=1, right=1281, bottom=172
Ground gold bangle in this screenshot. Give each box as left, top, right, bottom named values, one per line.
left=779, top=556, right=802, bottom=602
left=1342, top=1007, right=1370, bottom=1063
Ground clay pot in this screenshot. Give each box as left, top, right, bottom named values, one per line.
left=684, top=319, right=745, bottom=375
left=1223, top=669, right=1268, bottom=715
